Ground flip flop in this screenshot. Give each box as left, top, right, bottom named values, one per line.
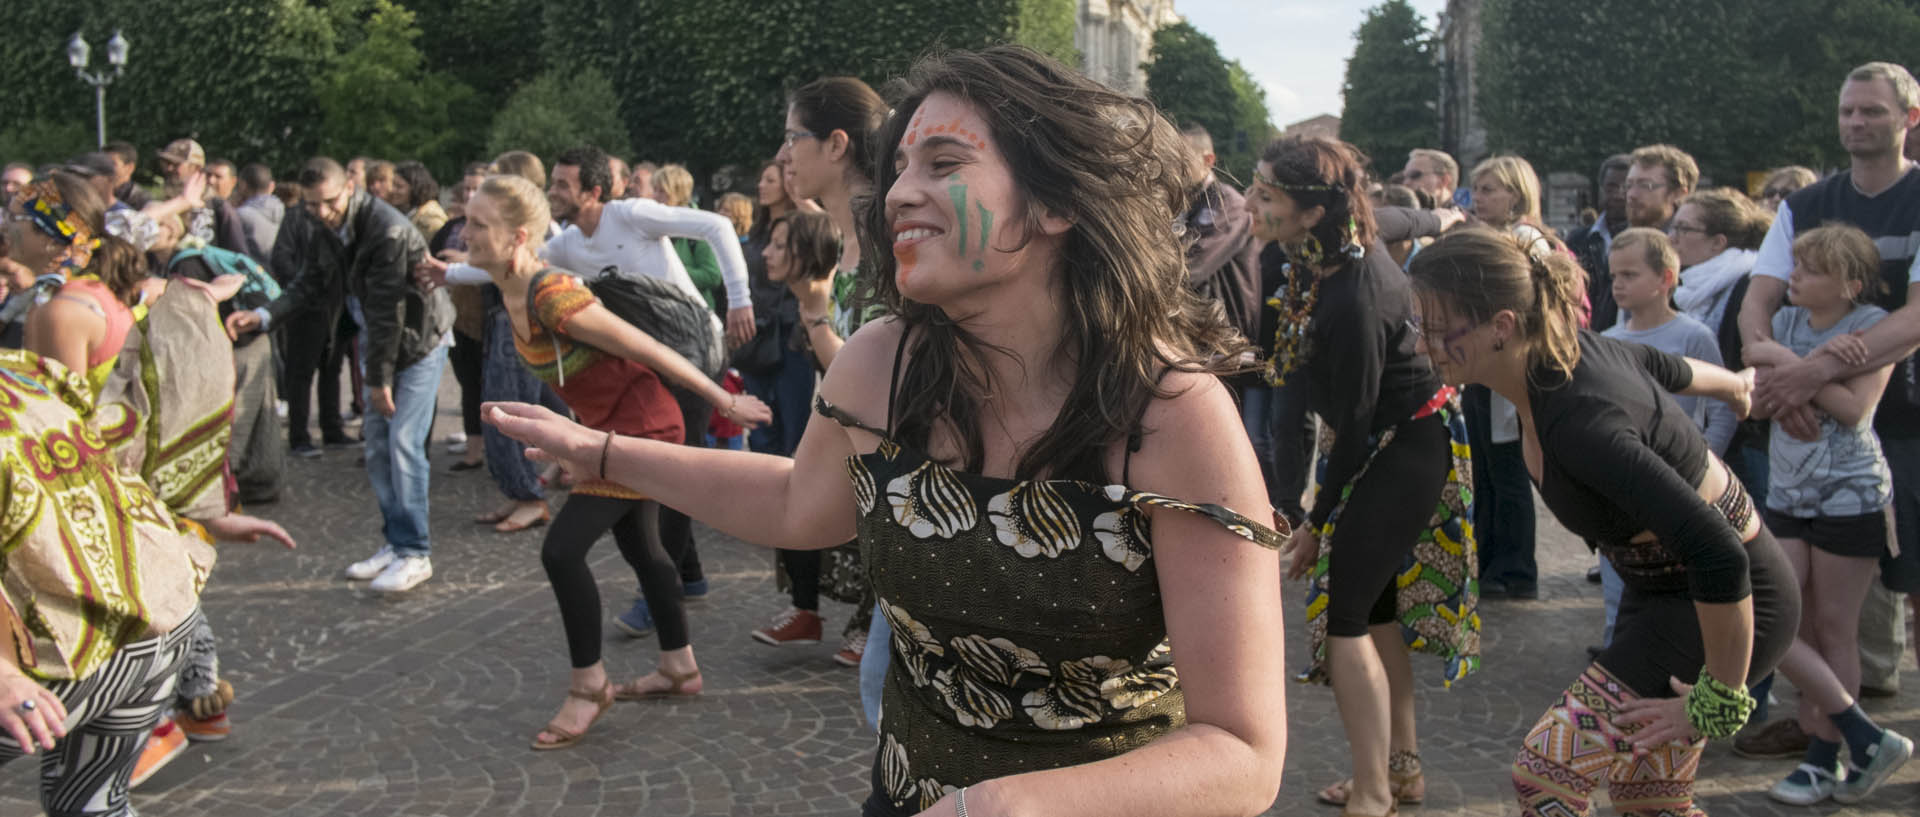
left=495, top=509, right=552, bottom=533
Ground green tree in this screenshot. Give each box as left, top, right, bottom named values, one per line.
left=0, top=120, right=92, bottom=168
left=485, top=69, right=634, bottom=162
left=539, top=0, right=1077, bottom=187
left=1476, top=0, right=1920, bottom=181
left=312, top=0, right=477, bottom=179
left=1144, top=22, right=1273, bottom=181
left=1340, top=1, right=1436, bottom=174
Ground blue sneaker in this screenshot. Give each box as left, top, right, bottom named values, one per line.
left=681, top=579, right=709, bottom=601
left=614, top=599, right=655, bottom=638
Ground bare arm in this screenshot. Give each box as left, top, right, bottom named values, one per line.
left=955, top=373, right=1287, bottom=817
left=1809, top=363, right=1894, bottom=427
left=559, top=301, right=731, bottom=409
left=1738, top=274, right=1787, bottom=347
left=23, top=297, right=105, bottom=376
left=485, top=319, right=914, bottom=549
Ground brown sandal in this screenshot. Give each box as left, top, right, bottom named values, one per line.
left=494, top=508, right=552, bottom=533
left=1316, top=769, right=1424, bottom=806
left=613, top=668, right=701, bottom=701
left=530, top=682, right=613, bottom=750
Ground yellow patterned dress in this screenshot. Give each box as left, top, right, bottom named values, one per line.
left=0, top=350, right=215, bottom=682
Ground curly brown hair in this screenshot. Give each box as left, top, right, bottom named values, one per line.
left=862, top=46, right=1251, bottom=482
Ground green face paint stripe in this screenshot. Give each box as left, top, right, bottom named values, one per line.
left=976, top=203, right=992, bottom=255
left=948, top=183, right=969, bottom=256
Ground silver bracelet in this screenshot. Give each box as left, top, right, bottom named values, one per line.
left=954, top=787, right=969, bottom=817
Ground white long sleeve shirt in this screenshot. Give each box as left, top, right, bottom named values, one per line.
left=445, top=201, right=750, bottom=312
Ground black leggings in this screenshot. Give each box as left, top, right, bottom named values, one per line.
left=1325, top=413, right=1452, bottom=637
left=787, top=549, right=823, bottom=610
left=1597, top=524, right=1800, bottom=697
left=656, top=386, right=710, bottom=584
left=541, top=494, right=689, bottom=667
left=449, top=329, right=484, bottom=437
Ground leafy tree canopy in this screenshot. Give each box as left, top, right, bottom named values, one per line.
left=1340, top=1, right=1437, bottom=176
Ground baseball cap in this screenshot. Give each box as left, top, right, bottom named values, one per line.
left=64, top=152, right=117, bottom=179
left=156, top=138, right=206, bottom=167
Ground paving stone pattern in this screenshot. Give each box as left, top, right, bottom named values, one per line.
left=4, top=373, right=1915, bottom=815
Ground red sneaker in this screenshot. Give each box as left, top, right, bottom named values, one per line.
left=130, top=721, right=187, bottom=788
left=751, top=607, right=823, bottom=646
left=833, top=628, right=868, bottom=667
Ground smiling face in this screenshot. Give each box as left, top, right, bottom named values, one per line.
left=764, top=220, right=792, bottom=282
left=884, top=92, right=1064, bottom=307
left=548, top=164, right=586, bottom=223
left=463, top=192, right=524, bottom=272
left=1245, top=161, right=1322, bottom=245
left=302, top=174, right=354, bottom=230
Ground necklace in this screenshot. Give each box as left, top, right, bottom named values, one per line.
left=1264, top=262, right=1321, bottom=386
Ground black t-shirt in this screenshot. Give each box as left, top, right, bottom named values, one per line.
left=1301, top=243, right=1441, bottom=527
left=1529, top=332, right=1750, bottom=602
left=1782, top=167, right=1920, bottom=437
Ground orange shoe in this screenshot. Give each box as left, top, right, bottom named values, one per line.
left=130, top=721, right=188, bottom=788
left=174, top=710, right=231, bottom=742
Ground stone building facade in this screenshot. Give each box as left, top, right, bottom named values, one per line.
left=1077, top=0, right=1182, bottom=94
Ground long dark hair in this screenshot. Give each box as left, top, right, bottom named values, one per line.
left=863, top=46, right=1252, bottom=482
left=771, top=210, right=841, bottom=281
left=394, top=161, right=440, bottom=211
left=749, top=159, right=790, bottom=244
left=790, top=77, right=887, bottom=186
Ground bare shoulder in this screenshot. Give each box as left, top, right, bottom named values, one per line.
left=816, top=316, right=909, bottom=431
left=1128, top=370, right=1253, bottom=490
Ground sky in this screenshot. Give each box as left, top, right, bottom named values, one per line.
left=1177, top=0, right=1449, bottom=128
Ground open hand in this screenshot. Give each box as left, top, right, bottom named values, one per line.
left=726, top=393, right=773, bottom=428
left=202, top=512, right=296, bottom=549
left=1816, top=330, right=1871, bottom=368
left=726, top=306, right=756, bottom=349
left=484, top=401, right=604, bottom=478
left=1613, top=676, right=1703, bottom=754
left=0, top=672, right=67, bottom=754
left=1281, top=524, right=1319, bottom=580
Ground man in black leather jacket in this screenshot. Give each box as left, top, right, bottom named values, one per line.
left=229, top=157, right=453, bottom=593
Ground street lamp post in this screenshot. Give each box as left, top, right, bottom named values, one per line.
left=67, top=30, right=129, bottom=149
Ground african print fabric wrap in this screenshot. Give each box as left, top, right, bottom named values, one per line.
left=1300, top=386, right=1480, bottom=686
left=92, top=282, right=236, bottom=522
left=1514, top=664, right=1707, bottom=817
left=13, top=179, right=101, bottom=271
left=0, top=351, right=214, bottom=682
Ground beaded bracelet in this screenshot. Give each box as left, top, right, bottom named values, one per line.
left=1684, top=667, right=1755, bottom=739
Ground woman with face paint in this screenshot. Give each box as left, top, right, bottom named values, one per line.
left=487, top=46, right=1290, bottom=817
left=1408, top=228, right=1799, bottom=815
left=1247, top=136, right=1480, bottom=817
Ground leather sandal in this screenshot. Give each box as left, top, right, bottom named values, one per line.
left=1316, top=774, right=1424, bottom=807
left=494, top=508, right=552, bottom=533
left=614, top=668, right=702, bottom=701
left=474, top=507, right=514, bottom=525
left=530, top=682, right=614, bottom=751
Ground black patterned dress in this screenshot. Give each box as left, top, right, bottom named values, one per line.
left=814, top=388, right=1286, bottom=816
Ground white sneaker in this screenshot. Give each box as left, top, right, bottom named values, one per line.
left=447, top=440, right=468, bottom=455
left=343, top=545, right=397, bottom=581
left=369, top=555, right=432, bottom=593
left=274, top=400, right=288, bottom=420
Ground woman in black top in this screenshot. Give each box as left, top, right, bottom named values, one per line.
left=1407, top=228, right=1798, bottom=816
left=1254, top=136, right=1480, bottom=817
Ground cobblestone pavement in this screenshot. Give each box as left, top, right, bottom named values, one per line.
left=5, top=374, right=1916, bottom=816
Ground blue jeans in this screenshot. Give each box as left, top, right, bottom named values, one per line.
left=1246, top=377, right=1315, bottom=523
left=741, top=342, right=816, bottom=457
left=860, top=611, right=889, bottom=730
left=363, top=343, right=446, bottom=558
left=1599, top=555, right=1623, bottom=647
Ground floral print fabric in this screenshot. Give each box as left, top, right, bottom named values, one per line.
left=816, top=396, right=1285, bottom=813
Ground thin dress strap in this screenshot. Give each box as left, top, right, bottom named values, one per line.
left=884, top=327, right=911, bottom=437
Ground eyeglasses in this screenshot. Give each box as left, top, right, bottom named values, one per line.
left=1405, top=314, right=1479, bottom=347
left=1622, top=179, right=1668, bottom=193
left=781, top=130, right=821, bottom=148
left=1761, top=187, right=1792, bottom=199
left=1667, top=222, right=1710, bottom=236
left=1405, top=169, right=1426, bottom=180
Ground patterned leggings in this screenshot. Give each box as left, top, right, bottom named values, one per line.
left=1513, top=664, right=1706, bottom=817
left=0, top=608, right=198, bottom=816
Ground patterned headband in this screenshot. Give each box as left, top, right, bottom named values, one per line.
left=12, top=179, right=99, bottom=270
left=1253, top=165, right=1344, bottom=195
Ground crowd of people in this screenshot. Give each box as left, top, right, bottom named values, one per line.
left=2, top=42, right=1917, bottom=817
